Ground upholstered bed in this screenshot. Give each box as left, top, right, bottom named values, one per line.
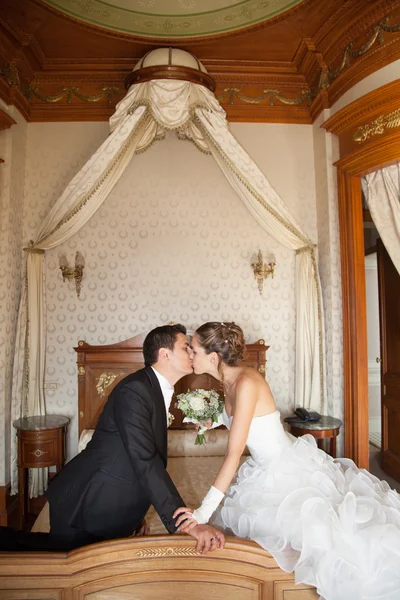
left=0, top=334, right=317, bottom=599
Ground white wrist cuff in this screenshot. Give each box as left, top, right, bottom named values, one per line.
left=192, top=486, right=224, bottom=524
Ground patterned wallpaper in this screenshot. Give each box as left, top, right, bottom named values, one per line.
left=313, top=111, right=344, bottom=450
left=22, top=121, right=318, bottom=460
left=0, top=102, right=26, bottom=485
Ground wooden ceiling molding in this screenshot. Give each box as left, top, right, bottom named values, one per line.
left=0, top=108, right=16, bottom=163
left=322, top=78, right=400, bottom=157
left=0, top=0, right=400, bottom=123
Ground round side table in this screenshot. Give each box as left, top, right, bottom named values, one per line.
left=288, top=415, right=342, bottom=458
left=13, top=415, right=69, bottom=530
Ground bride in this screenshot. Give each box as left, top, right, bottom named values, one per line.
left=174, top=322, right=400, bottom=600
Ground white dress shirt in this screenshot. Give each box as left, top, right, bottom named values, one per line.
left=151, top=367, right=174, bottom=422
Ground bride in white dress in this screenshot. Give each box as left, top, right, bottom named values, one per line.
left=174, top=322, right=400, bottom=600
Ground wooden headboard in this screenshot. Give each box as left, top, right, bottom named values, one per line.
left=75, top=333, right=269, bottom=435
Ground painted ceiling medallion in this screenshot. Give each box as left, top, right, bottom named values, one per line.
left=40, top=0, right=304, bottom=38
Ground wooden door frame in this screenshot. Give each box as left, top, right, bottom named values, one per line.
left=323, top=79, right=400, bottom=468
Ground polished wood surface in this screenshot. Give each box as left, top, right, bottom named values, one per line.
left=14, top=419, right=68, bottom=530
left=1, top=0, right=400, bottom=122
left=125, top=65, right=216, bottom=92
left=0, top=536, right=318, bottom=599
left=323, top=78, right=400, bottom=468
left=289, top=421, right=342, bottom=458
left=377, top=239, right=400, bottom=481
left=75, top=334, right=268, bottom=433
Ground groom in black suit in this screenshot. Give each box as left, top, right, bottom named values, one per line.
left=46, top=324, right=224, bottom=553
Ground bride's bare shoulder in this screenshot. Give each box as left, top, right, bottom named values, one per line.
left=236, top=366, right=266, bottom=386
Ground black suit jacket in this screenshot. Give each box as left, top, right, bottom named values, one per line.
left=47, top=367, right=185, bottom=539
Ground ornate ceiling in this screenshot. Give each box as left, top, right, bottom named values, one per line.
left=40, top=0, right=305, bottom=38
left=1, top=0, right=400, bottom=123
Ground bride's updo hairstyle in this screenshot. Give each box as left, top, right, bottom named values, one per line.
left=195, top=322, right=245, bottom=367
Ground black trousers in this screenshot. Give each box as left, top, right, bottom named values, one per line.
left=48, top=502, right=103, bottom=550
left=0, top=526, right=102, bottom=552
left=0, top=503, right=103, bottom=552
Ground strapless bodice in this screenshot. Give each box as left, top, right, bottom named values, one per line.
left=222, top=408, right=293, bottom=463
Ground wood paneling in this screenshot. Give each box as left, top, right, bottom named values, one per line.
left=0, top=0, right=400, bottom=122
left=324, top=78, right=400, bottom=468
left=377, top=239, right=400, bottom=481
left=0, top=536, right=317, bottom=599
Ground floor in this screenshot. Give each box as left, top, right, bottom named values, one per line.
left=369, top=443, right=400, bottom=494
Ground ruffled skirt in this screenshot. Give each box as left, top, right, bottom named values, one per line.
left=215, top=434, right=400, bottom=600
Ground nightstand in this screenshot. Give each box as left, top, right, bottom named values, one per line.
left=288, top=415, right=342, bottom=458
left=13, top=415, right=69, bottom=530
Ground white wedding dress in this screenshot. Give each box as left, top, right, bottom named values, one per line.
left=214, top=408, right=400, bottom=600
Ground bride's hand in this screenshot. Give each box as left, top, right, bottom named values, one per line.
left=195, top=419, right=213, bottom=431
left=173, top=506, right=198, bottom=533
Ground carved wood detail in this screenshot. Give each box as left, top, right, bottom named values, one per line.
left=0, top=0, right=399, bottom=123
left=323, top=79, right=400, bottom=156
left=0, top=108, right=16, bottom=162
left=0, top=536, right=318, bottom=599
left=0, top=109, right=16, bottom=130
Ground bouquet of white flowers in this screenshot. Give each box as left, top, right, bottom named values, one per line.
left=175, top=388, right=224, bottom=445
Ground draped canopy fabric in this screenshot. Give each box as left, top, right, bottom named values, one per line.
left=12, top=78, right=326, bottom=496
left=364, top=163, right=400, bottom=274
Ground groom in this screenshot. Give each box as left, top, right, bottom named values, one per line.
left=1, top=324, right=224, bottom=554
left=47, top=324, right=224, bottom=553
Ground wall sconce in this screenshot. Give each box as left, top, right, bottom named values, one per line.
left=251, top=249, right=275, bottom=295
left=59, top=251, right=85, bottom=298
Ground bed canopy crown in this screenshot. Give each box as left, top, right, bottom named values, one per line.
left=125, top=48, right=215, bottom=92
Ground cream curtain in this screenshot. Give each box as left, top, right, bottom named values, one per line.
left=365, top=163, right=400, bottom=274
left=11, top=78, right=325, bottom=496
left=11, top=106, right=151, bottom=495
left=193, top=108, right=324, bottom=409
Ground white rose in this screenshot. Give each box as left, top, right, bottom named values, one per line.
left=190, top=397, right=206, bottom=412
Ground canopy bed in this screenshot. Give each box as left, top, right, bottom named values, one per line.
left=10, top=47, right=325, bottom=500
left=0, top=333, right=317, bottom=600
left=2, top=46, right=321, bottom=599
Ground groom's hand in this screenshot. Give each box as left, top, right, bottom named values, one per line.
left=188, top=524, right=225, bottom=555
left=174, top=506, right=198, bottom=533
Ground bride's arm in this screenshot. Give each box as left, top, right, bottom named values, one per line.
left=213, top=380, right=258, bottom=493
left=174, top=378, right=258, bottom=530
